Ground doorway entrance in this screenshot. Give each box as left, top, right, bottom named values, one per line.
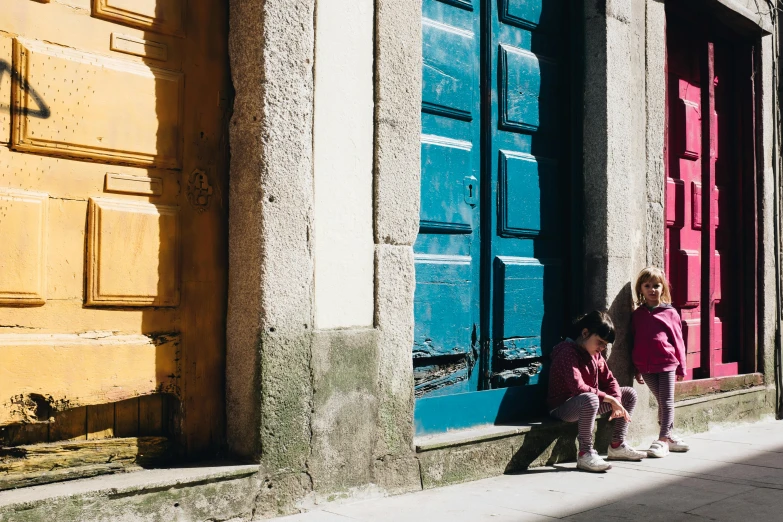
left=413, top=0, right=576, bottom=434
left=664, top=5, right=757, bottom=380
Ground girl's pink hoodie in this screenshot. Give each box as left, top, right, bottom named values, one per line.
left=631, top=304, right=687, bottom=376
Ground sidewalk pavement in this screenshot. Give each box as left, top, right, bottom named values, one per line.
left=275, top=419, right=783, bottom=522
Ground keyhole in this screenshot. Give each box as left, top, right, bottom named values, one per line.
left=468, top=184, right=473, bottom=198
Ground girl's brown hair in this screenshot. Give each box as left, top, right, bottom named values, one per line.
left=567, top=310, right=616, bottom=344
left=634, top=266, right=673, bottom=307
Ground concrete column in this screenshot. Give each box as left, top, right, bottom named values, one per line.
left=645, top=0, right=667, bottom=270
left=758, top=32, right=778, bottom=385
left=582, top=0, right=648, bottom=380
left=226, top=0, right=316, bottom=476
left=372, top=0, right=421, bottom=461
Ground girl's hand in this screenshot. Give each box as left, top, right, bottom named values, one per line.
left=635, top=373, right=645, bottom=385
left=676, top=374, right=684, bottom=382
left=607, top=397, right=631, bottom=422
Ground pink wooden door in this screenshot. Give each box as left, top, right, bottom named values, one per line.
left=665, top=15, right=751, bottom=380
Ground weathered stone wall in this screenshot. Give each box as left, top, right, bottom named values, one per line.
left=306, top=0, right=422, bottom=499
left=226, top=0, right=316, bottom=485
left=225, top=0, right=422, bottom=512
left=222, top=0, right=778, bottom=517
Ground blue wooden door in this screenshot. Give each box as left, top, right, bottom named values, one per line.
left=414, top=0, right=482, bottom=399
left=415, top=0, right=569, bottom=434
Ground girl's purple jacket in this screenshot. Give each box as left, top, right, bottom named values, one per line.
left=547, top=340, right=621, bottom=411
left=631, top=304, right=687, bottom=376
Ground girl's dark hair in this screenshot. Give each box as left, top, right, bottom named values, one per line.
left=567, top=310, right=616, bottom=344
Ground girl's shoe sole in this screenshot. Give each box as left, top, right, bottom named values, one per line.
left=577, top=464, right=613, bottom=472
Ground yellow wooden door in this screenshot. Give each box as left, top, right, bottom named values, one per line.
left=0, top=0, right=229, bottom=456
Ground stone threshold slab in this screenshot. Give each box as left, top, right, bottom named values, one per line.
left=675, top=385, right=767, bottom=408
left=414, top=419, right=569, bottom=452
left=0, top=463, right=260, bottom=508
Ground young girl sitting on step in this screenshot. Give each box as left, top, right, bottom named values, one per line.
left=548, top=311, right=647, bottom=472
left=632, top=266, right=691, bottom=458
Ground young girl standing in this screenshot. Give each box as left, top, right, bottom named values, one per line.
left=632, top=266, right=691, bottom=458
left=548, top=311, right=647, bottom=472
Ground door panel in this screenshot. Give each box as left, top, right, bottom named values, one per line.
left=666, top=23, right=703, bottom=379
left=0, top=0, right=229, bottom=453
left=488, top=0, right=565, bottom=403
left=12, top=38, right=183, bottom=168
left=93, top=0, right=186, bottom=37
left=414, top=0, right=481, bottom=399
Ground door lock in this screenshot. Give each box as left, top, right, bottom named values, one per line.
left=464, top=176, right=478, bottom=206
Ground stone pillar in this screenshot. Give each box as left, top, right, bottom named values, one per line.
left=372, top=0, right=422, bottom=463
left=226, top=0, right=316, bottom=479
left=582, top=0, right=648, bottom=380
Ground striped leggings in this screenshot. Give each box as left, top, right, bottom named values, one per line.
left=642, top=370, right=676, bottom=439
left=550, top=387, right=637, bottom=453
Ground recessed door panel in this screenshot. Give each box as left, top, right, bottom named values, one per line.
left=415, top=0, right=481, bottom=401
left=414, top=255, right=474, bottom=359
left=0, top=188, right=48, bottom=305
left=498, top=151, right=558, bottom=237
left=86, top=198, right=180, bottom=307
left=12, top=38, right=183, bottom=168
left=422, top=17, right=476, bottom=119
left=420, top=137, right=475, bottom=231
left=92, top=0, right=185, bottom=37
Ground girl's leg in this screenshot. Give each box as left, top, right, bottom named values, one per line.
left=655, top=371, right=676, bottom=439
left=597, top=386, right=637, bottom=444
left=551, top=393, right=600, bottom=453
left=642, top=372, right=663, bottom=427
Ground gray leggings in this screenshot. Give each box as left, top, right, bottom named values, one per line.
left=643, top=371, right=676, bottom=439
left=550, top=387, right=637, bottom=453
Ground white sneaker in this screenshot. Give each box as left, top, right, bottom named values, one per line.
left=607, top=442, right=647, bottom=461
left=577, top=450, right=612, bottom=472
left=667, top=434, right=690, bottom=452
left=647, top=440, right=670, bottom=458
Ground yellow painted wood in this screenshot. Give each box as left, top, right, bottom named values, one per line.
left=0, top=422, right=49, bottom=447
left=114, top=398, right=139, bottom=438
left=0, top=35, right=10, bottom=145
left=86, top=198, right=180, bottom=307
left=1, top=0, right=230, bottom=457
left=139, top=395, right=166, bottom=436
left=0, top=436, right=169, bottom=474
left=0, top=301, right=179, bottom=334
left=110, top=33, right=168, bottom=62
left=93, top=0, right=185, bottom=37
left=87, top=403, right=114, bottom=440
left=0, top=333, right=179, bottom=426
left=49, top=407, right=87, bottom=442
left=0, top=188, right=48, bottom=305
left=12, top=38, right=184, bottom=168
left=104, top=173, right=163, bottom=196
